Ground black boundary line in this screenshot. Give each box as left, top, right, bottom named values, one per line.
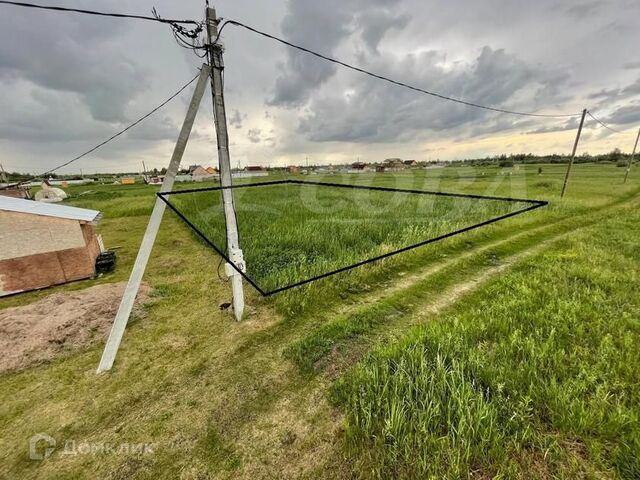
left=289, top=179, right=542, bottom=204
left=160, top=179, right=542, bottom=204
left=157, top=181, right=548, bottom=296
left=162, top=179, right=291, bottom=196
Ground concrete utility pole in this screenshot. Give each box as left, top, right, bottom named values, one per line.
left=561, top=108, right=587, bottom=198
left=623, top=128, right=640, bottom=184
left=97, top=65, right=211, bottom=373
left=206, top=7, right=245, bottom=320
left=0, top=163, right=7, bottom=183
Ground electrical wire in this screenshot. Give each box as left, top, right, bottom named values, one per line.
left=0, top=1, right=201, bottom=26
left=216, top=20, right=582, bottom=119
left=586, top=110, right=630, bottom=134
left=1, top=72, right=201, bottom=190
left=0, top=4, right=594, bottom=120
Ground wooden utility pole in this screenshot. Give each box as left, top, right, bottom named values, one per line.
left=97, top=65, right=211, bottom=373
left=561, top=108, right=587, bottom=198
left=206, top=6, right=245, bottom=320
left=623, top=128, right=640, bottom=184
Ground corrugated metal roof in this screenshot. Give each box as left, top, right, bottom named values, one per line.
left=0, top=196, right=101, bottom=223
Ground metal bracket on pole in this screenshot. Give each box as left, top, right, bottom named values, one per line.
left=224, top=248, right=246, bottom=277
left=96, top=65, right=211, bottom=373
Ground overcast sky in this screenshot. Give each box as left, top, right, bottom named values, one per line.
left=0, top=0, right=639, bottom=174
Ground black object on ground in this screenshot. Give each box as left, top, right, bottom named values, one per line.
left=96, top=250, right=117, bottom=274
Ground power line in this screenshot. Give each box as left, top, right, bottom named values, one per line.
left=216, top=20, right=581, bottom=119
left=1, top=71, right=201, bottom=190
left=0, top=2, right=208, bottom=56
left=0, top=1, right=201, bottom=26
left=586, top=110, right=630, bottom=134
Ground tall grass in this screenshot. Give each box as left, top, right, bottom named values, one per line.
left=332, top=207, right=640, bottom=478
left=167, top=182, right=529, bottom=293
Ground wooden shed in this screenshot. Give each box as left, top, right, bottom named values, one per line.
left=0, top=197, right=104, bottom=296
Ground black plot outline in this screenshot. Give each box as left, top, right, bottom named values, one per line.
left=157, top=179, right=548, bottom=296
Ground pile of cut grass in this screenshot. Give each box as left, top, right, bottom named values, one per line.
left=332, top=206, right=640, bottom=479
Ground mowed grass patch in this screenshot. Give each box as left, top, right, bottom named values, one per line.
left=331, top=206, right=640, bottom=479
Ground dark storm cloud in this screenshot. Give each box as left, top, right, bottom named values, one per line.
left=358, top=10, right=410, bottom=54
left=247, top=128, right=261, bottom=143
left=0, top=9, right=148, bottom=124
left=586, top=76, right=640, bottom=107
left=229, top=109, right=245, bottom=129
left=588, top=88, right=620, bottom=100
left=268, top=0, right=350, bottom=107
left=267, top=0, right=597, bottom=145
left=0, top=85, right=105, bottom=142
left=566, top=1, right=605, bottom=18
left=604, top=103, right=640, bottom=125
left=467, top=117, right=536, bottom=137
left=296, top=46, right=563, bottom=143
left=526, top=117, right=580, bottom=135
left=622, top=77, right=640, bottom=96
left=269, top=0, right=407, bottom=107
left=124, top=115, right=178, bottom=141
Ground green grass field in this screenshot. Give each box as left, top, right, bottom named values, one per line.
left=164, top=180, right=533, bottom=293
left=1, top=163, right=639, bottom=479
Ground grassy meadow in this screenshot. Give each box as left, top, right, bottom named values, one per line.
left=1, top=162, right=639, bottom=479
left=165, top=180, right=533, bottom=293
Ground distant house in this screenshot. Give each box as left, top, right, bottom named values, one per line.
left=375, top=165, right=387, bottom=173
left=287, top=166, right=299, bottom=174
left=348, top=161, right=371, bottom=174
left=0, top=197, right=104, bottom=296
left=148, top=175, right=164, bottom=185
left=190, top=166, right=209, bottom=177
left=384, top=158, right=405, bottom=171
left=174, top=165, right=219, bottom=183
left=403, top=160, right=418, bottom=167
left=245, top=166, right=266, bottom=172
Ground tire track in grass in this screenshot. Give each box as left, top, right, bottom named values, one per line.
left=232, top=187, right=640, bottom=360
left=314, top=185, right=640, bottom=321
left=284, top=193, right=640, bottom=375
left=176, top=193, right=639, bottom=479
left=228, top=202, right=635, bottom=479
left=229, top=196, right=640, bottom=479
